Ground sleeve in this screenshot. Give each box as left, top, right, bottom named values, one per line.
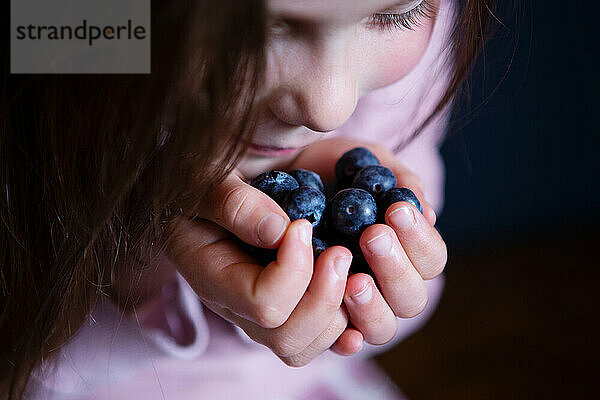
left=26, top=271, right=211, bottom=398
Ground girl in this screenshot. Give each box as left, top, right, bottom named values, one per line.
left=1, top=0, right=496, bottom=398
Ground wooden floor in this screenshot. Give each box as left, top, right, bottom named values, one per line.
left=375, top=225, right=598, bottom=399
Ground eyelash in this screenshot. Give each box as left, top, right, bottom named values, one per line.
left=368, top=0, right=437, bottom=31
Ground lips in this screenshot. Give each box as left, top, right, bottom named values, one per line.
left=248, top=143, right=299, bottom=157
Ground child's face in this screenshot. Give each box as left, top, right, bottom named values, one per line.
left=239, top=0, right=438, bottom=177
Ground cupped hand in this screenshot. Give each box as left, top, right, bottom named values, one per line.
left=289, top=138, right=447, bottom=347
left=164, top=169, right=355, bottom=367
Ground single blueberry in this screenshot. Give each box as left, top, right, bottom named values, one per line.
left=378, top=187, right=423, bottom=222
left=289, top=169, right=325, bottom=193
left=312, top=237, right=329, bottom=261
left=280, top=186, right=327, bottom=228
left=328, top=188, right=377, bottom=237
left=352, top=165, right=397, bottom=198
left=251, top=170, right=299, bottom=202
left=334, top=147, right=380, bottom=187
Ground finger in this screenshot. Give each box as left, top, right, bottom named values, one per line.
left=330, top=326, right=364, bottom=356
left=279, top=307, right=349, bottom=367
left=265, top=246, right=352, bottom=357
left=359, top=224, right=428, bottom=318
left=168, top=217, right=314, bottom=328
left=235, top=218, right=315, bottom=327
left=380, top=161, right=440, bottom=228
left=193, top=171, right=291, bottom=248
left=343, top=273, right=398, bottom=345
left=385, top=202, right=447, bottom=280
left=422, top=200, right=437, bottom=227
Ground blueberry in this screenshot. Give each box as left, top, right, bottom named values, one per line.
left=378, top=187, right=423, bottom=222
left=335, top=147, right=380, bottom=187
left=280, top=186, right=327, bottom=228
left=251, top=170, right=299, bottom=202
left=289, top=169, right=325, bottom=193
left=352, top=165, right=397, bottom=198
left=328, top=188, right=377, bottom=237
left=312, top=237, right=329, bottom=261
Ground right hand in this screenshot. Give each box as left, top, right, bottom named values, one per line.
left=164, top=170, right=361, bottom=367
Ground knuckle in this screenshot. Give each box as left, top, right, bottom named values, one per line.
left=253, top=304, right=288, bottom=329
left=329, top=309, right=350, bottom=334
left=270, top=336, right=304, bottom=358
left=305, top=283, right=342, bottom=316
left=321, top=295, right=343, bottom=316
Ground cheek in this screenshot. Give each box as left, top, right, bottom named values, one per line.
left=362, top=19, right=436, bottom=91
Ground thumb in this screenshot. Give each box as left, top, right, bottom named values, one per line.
left=195, top=171, right=290, bottom=248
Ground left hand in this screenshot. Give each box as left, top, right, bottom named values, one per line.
left=289, top=138, right=447, bottom=354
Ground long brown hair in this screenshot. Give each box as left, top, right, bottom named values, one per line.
left=0, top=0, right=266, bottom=397
left=1, top=0, right=502, bottom=398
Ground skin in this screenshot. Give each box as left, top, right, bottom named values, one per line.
left=164, top=0, right=448, bottom=367
left=238, top=0, right=437, bottom=178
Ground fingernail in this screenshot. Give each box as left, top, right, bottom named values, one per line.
left=388, top=206, right=415, bottom=231
left=333, top=256, right=352, bottom=279
left=298, top=221, right=312, bottom=247
left=257, top=213, right=286, bottom=245
left=366, top=233, right=392, bottom=256
left=348, top=284, right=372, bottom=305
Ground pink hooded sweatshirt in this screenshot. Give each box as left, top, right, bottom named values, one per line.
left=28, top=0, right=456, bottom=398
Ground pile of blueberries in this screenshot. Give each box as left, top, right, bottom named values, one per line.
left=245, top=147, right=422, bottom=274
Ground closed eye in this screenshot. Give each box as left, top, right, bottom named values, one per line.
left=367, top=0, right=437, bottom=31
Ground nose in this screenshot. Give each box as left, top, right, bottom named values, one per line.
left=268, top=35, right=359, bottom=133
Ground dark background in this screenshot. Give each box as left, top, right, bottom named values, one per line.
left=439, top=0, right=600, bottom=246
left=376, top=1, right=600, bottom=398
